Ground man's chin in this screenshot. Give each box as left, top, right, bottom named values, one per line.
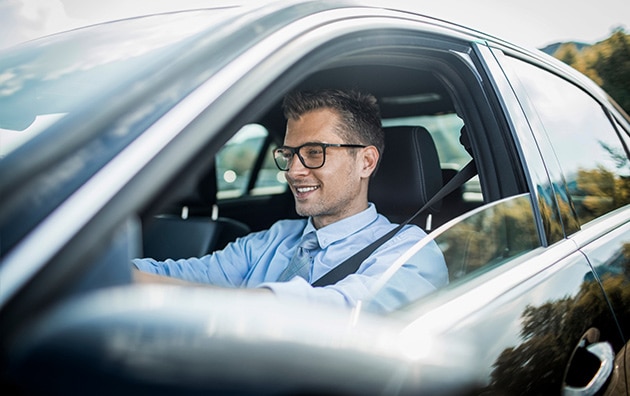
left=295, top=207, right=310, bottom=218
left=295, top=203, right=317, bottom=218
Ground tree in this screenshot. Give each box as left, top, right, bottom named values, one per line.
left=553, top=28, right=630, bottom=114
left=554, top=43, right=579, bottom=68
left=593, top=29, right=630, bottom=113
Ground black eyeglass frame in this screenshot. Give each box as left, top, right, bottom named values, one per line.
left=273, top=142, right=367, bottom=171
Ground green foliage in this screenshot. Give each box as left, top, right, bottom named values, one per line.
left=552, top=28, right=630, bottom=114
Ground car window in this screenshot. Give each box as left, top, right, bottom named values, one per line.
left=383, top=114, right=468, bottom=169
left=383, top=113, right=482, bottom=205
left=0, top=10, right=229, bottom=158
left=504, top=58, right=630, bottom=226
left=216, top=124, right=287, bottom=199
left=368, top=194, right=541, bottom=310
left=434, top=194, right=540, bottom=281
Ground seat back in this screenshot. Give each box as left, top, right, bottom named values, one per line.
left=143, top=162, right=250, bottom=260
left=368, top=126, right=443, bottom=227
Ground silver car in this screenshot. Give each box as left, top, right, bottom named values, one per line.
left=1, top=1, right=629, bottom=394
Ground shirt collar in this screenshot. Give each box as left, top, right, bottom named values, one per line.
left=303, top=203, right=380, bottom=248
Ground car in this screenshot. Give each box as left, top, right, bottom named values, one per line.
left=1, top=1, right=629, bottom=394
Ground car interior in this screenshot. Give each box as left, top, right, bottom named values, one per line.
left=140, top=61, right=493, bottom=272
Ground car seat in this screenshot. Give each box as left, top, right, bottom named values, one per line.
left=142, top=162, right=250, bottom=261
left=369, top=125, right=443, bottom=230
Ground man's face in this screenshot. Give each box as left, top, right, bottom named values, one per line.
left=283, top=108, right=375, bottom=229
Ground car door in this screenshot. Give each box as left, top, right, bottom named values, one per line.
left=386, top=190, right=618, bottom=394
left=484, top=44, right=630, bottom=394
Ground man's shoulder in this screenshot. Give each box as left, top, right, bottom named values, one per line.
left=380, top=221, right=428, bottom=248
left=373, top=213, right=427, bottom=237
left=399, top=223, right=428, bottom=236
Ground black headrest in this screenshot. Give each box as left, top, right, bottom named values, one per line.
left=369, top=126, right=443, bottom=224
left=178, top=160, right=218, bottom=213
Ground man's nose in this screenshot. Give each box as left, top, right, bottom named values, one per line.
left=286, top=154, right=308, bottom=175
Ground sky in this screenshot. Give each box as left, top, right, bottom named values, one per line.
left=0, top=0, right=629, bottom=51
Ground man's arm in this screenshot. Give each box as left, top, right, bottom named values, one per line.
left=132, top=268, right=195, bottom=285
left=132, top=268, right=274, bottom=295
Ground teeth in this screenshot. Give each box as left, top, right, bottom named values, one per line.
left=296, top=186, right=318, bottom=193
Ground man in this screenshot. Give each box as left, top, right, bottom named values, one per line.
left=133, top=89, right=447, bottom=313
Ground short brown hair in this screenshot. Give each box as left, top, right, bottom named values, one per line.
left=282, top=89, right=384, bottom=159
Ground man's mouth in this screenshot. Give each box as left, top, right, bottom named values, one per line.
left=295, top=186, right=319, bottom=194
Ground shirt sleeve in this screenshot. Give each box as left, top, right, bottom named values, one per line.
left=132, top=219, right=305, bottom=287
left=132, top=231, right=261, bottom=287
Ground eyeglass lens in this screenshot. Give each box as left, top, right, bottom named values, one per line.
left=274, top=144, right=325, bottom=170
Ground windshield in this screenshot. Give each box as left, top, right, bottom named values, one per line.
left=0, top=9, right=234, bottom=159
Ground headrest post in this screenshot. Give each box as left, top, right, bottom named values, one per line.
left=211, top=204, right=219, bottom=221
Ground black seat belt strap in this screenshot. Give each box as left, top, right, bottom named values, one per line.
left=312, top=160, right=477, bottom=287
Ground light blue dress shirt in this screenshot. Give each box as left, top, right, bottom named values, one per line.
left=133, top=203, right=448, bottom=313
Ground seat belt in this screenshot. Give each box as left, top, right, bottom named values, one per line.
left=312, top=160, right=477, bottom=287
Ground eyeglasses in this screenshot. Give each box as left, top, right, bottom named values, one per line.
left=273, top=142, right=366, bottom=171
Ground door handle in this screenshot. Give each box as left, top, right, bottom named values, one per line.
left=563, top=328, right=614, bottom=396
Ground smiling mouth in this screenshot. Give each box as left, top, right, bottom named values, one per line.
left=295, top=186, right=319, bottom=194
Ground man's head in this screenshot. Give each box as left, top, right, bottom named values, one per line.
left=277, top=89, right=383, bottom=228
left=282, top=89, right=384, bottom=158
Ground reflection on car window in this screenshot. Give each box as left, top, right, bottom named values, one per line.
left=368, top=194, right=541, bottom=311
left=0, top=11, right=226, bottom=157
left=0, top=114, right=65, bottom=159
left=435, top=194, right=540, bottom=281
left=216, top=124, right=287, bottom=199
left=506, top=58, right=630, bottom=226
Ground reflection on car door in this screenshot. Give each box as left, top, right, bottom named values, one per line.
left=577, top=218, right=630, bottom=395
left=400, top=195, right=623, bottom=393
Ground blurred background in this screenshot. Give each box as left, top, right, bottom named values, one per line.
left=1, top=0, right=629, bottom=113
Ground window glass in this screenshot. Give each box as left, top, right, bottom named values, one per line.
left=506, top=58, right=630, bottom=225
left=0, top=10, right=231, bottom=157
left=383, top=113, right=482, bottom=203
left=369, top=194, right=541, bottom=311
left=383, top=113, right=468, bottom=169
left=216, top=124, right=287, bottom=199
left=435, top=194, right=540, bottom=281
left=252, top=148, right=287, bottom=196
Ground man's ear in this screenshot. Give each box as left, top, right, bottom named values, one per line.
left=360, top=146, right=379, bottom=178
